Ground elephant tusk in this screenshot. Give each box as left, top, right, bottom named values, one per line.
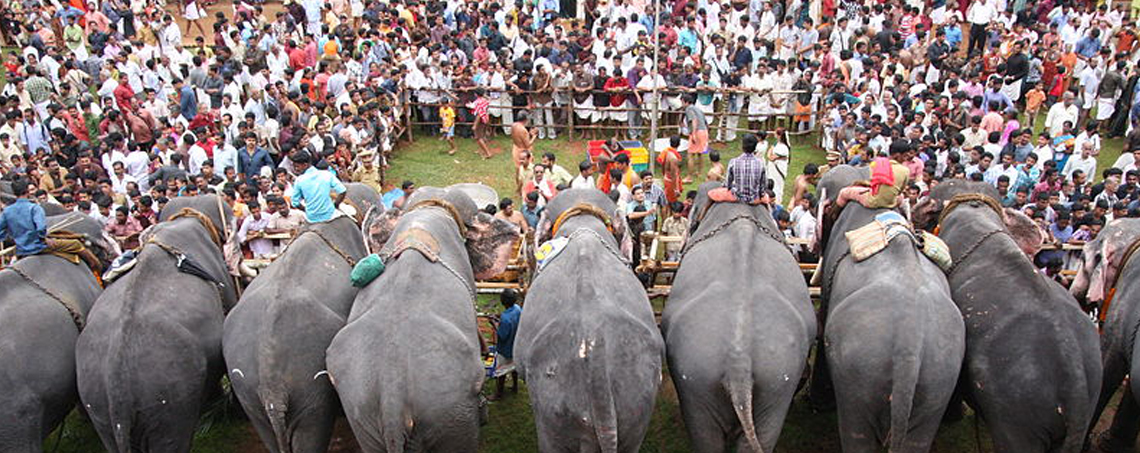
left=231, top=369, right=245, bottom=379
left=314, top=370, right=330, bottom=380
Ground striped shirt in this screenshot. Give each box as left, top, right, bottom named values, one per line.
left=726, top=152, right=766, bottom=204
left=473, top=97, right=491, bottom=123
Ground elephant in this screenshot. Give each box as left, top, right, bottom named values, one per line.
left=811, top=165, right=964, bottom=453
left=223, top=211, right=374, bottom=453
left=0, top=212, right=119, bottom=452
left=912, top=180, right=1101, bottom=452
left=1070, top=218, right=1140, bottom=451
left=76, top=194, right=238, bottom=453
left=516, top=188, right=665, bottom=453
left=325, top=185, right=518, bottom=453
left=661, top=182, right=816, bottom=453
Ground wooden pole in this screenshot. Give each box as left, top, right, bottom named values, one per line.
left=648, top=0, right=660, bottom=174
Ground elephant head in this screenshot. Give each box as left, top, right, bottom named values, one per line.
left=363, top=185, right=519, bottom=280
left=813, top=165, right=871, bottom=254
left=1071, top=218, right=1140, bottom=306
left=158, top=194, right=236, bottom=243
left=534, top=188, right=632, bottom=262
left=911, top=180, right=1046, bottom=260
left=48, top=211, right=122, bottom=268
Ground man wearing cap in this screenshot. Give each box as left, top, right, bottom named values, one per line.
left=288, top=150, right=348, bottom=223
left=352, top=149, right=383, bottom=193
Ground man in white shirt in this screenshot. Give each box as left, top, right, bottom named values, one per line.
left=967, top=0, right=995, bottom=56
left=1063, top=142, right=1098, bottom=181
left=186, top=134, right=209, bottom=176
left=124, top=145, right=150, bottom=191
left=571, top=161, right=596, bottom=189
left=1044, top=92, right=1079, bottom=137
left=109, top=161, right=137, bottom=197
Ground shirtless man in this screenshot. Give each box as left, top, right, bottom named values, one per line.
left=790, top=163, right=821, bottom=208
left=706, top=150, right=725, bottom=182
left=657, top=135, right=684, bottom=204
left=511, top=112, right=537, bottom=168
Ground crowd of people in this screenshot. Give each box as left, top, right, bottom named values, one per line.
left=0, top=0, right=1137, bottom=275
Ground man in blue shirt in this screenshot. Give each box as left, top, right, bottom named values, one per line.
left=1075, top=29, right=1102, bottom=59
left=175, top=79, right=198, bottom=121
left=0, top=179, right=47, bottom=256
left=521, top=191, right=543, bottom=229
left=288, top=150, right=347, bottom=223
left=237, top=133, right=274, bottom=181
left=0, top=179, right=100, bottom=270
left=493, top=288, right=522, bottom=399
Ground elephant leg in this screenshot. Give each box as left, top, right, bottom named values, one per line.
left=834, top=394, right=886, bottom=453
left=809, top=339, right=836, bottom=412
left=1090, top=351, right=1130, bottom=439
left=987, top=418, right=1051, bottom=453
left=1098, top=386, right=1140, bottom=453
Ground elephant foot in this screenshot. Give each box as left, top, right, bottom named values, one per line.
left=1095, top=431, right=1137, bottom=453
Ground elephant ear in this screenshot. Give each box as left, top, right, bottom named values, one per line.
left=466, top=212, right=521, bottom=280
left=1001, top=208, right=1046, bottom=259
left=363, top=207, right=402, bottom=254
left=611, top=208, right=634, bottom=263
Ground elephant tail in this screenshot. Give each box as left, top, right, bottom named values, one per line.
left=887, top=343, right=921, bottom=451
left=381, top=380, right=409, bottom=453
left=724, top=331, right=763, bottom=453
left=587, top=335, right=619, bottom=453
left=262, top=391, right=291, bottom=453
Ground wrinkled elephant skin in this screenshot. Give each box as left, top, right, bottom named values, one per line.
left=0, top=214, right=113, bottom=452
left=517, top=188, right=665, bottom=453
left=326, top=186, right=517, bottom=453
left=223, top=216, right=371, bottom=453
left=662, top=182, right=816, bottom=453
left=76, top=195, right=237, bottom=453
left=931, top=183, right=1100, bottom=452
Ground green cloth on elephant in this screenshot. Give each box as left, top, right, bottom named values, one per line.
left=864, top=158, right=910, bottom=209
left=351, top=254, right=386, bottom=287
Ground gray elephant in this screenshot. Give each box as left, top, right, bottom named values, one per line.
left=223, top=210, right=374, bottom=453
left=661, top=182, right=815, bottom=453
left=0, top=212, right=119, bottom=452
left=912, top=181, right=1101, bottom=452
left=516, top=188, right=664, bottom=453
left=76, top=195, right=238, bottom=453
left=811, top=165, right=964, bottom=453
left=326, top=186, right=518, bottom=453
left=1069, top=218, right=1140, bottom=451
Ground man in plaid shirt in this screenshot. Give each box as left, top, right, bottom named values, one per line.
left=725, top=133, right=767, bottom=204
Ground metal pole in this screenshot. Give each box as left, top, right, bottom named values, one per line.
left=648, top=0, right=660, bottom=174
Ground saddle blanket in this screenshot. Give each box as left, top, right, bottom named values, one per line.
left=845, top=211, right=952, bottom=271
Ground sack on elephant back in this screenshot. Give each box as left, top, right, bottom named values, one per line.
left=919, top=232, right=952, bottom=272
left=845, top=211, right=912, bottom=261
left=351, top=254, right=386, bottom=287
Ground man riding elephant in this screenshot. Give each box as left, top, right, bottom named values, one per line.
left=0, top=179, right=102, bottom=272
left=326, top=186, right=518, bottom=453
left=517, top=188, right=664, bottom=453
left=707, top=133, right=766, bottom=204
left=288, top=150, right=347, bottom=223
left=833, top=140, right=910, bottom=210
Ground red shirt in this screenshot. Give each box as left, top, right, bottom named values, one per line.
left=113, top=83, right=135, bottom=111
left=289, top=48, right=308, bottom=70
left=604, top=77, right=628, bottom=106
